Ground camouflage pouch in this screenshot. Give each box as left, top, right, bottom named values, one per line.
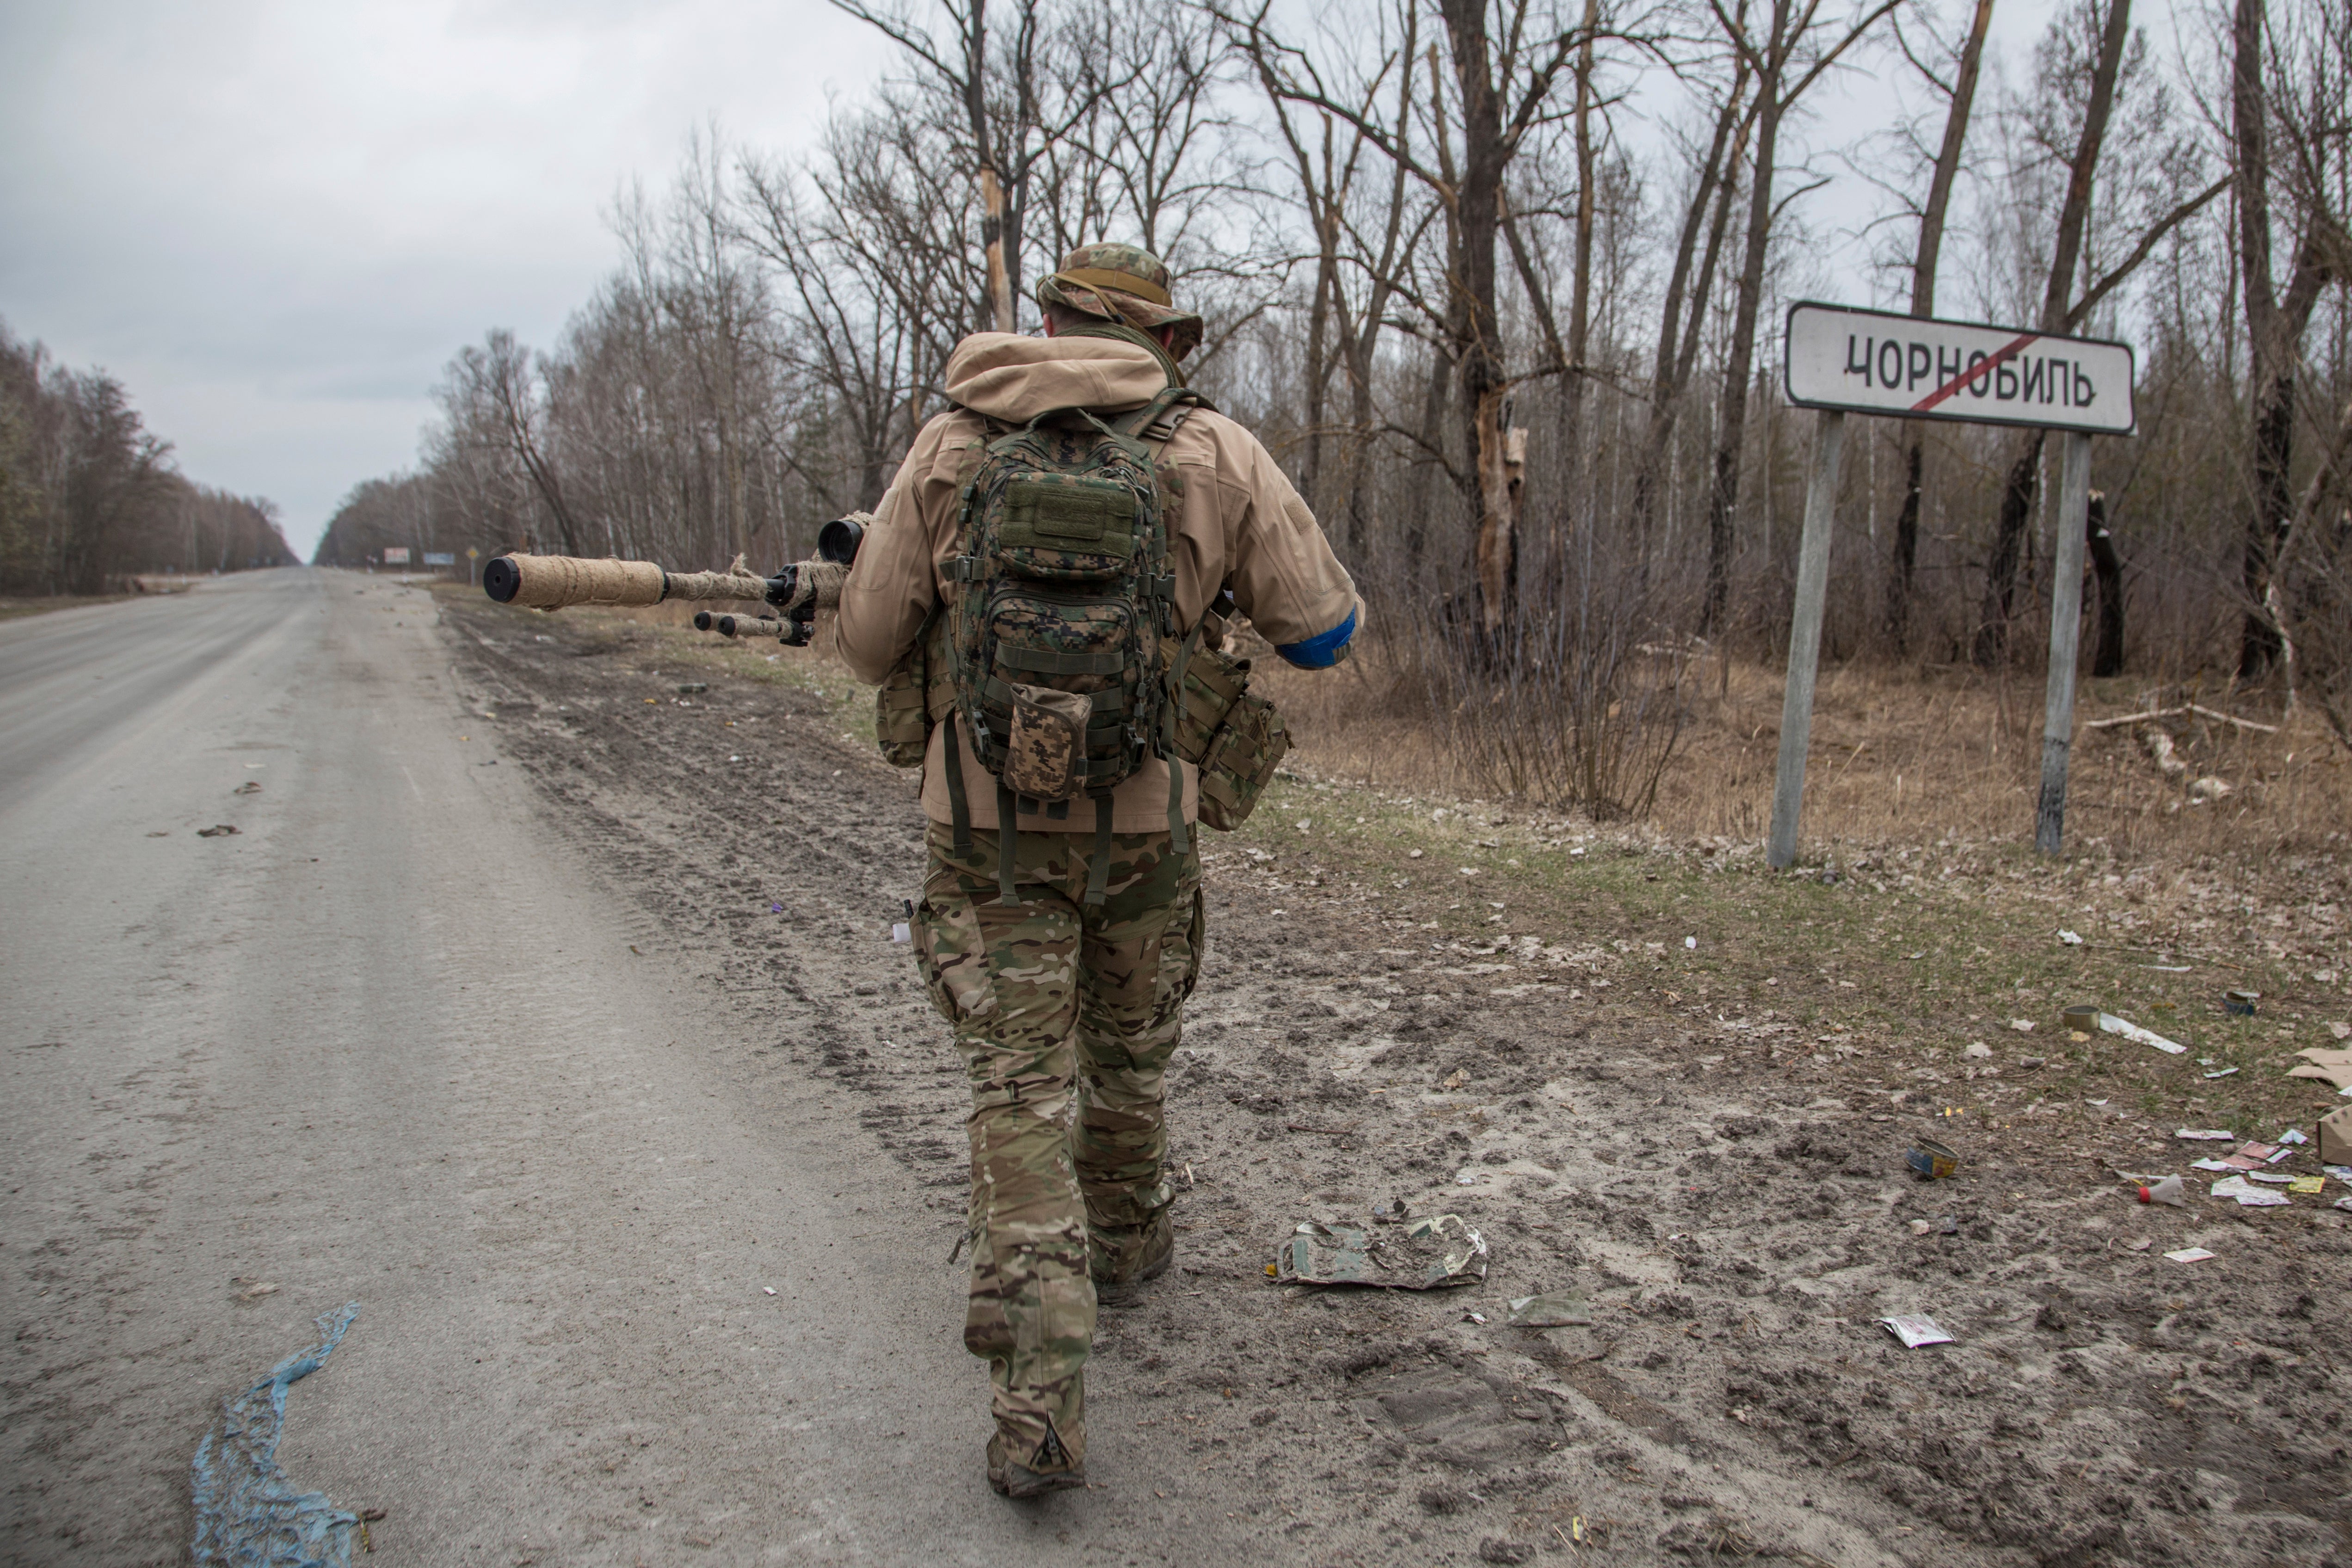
left=1173, top=641, right=1249, bottom=765
left=1001, top=683, right=1092, bottom=800
left=875, top=612, right=936, bottom=768
left=1196, top=688, right=1288, bottom=832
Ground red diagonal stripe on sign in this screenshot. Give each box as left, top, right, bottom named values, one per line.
left=1912, top=331, right=2040, bottom=413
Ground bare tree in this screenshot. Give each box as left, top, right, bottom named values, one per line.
left=2229, top=0, right=2351, bottom=675
left=1698, top=0, right=1903, bottom=633
left=1881, top=0, right=1995, bottom=651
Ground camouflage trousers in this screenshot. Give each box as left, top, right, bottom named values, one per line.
left=910, top=820, right=1203, bottom=1473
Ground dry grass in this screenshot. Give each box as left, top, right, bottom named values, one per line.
left=1257, top=639, right=2352, bottom=873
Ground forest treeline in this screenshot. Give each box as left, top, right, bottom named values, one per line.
left=320, top=0, right=2352, bottom=804
left=0, top=321, right=297, bottom=594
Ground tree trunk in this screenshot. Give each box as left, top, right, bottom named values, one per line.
left=1559, top=0, right=1600, bottom=573
left=1701, top=5, right=1788, bottom=635
left=1978, top=0, right=2130, bottom=665
left=2228, top=0, right=2341, bottom=676
left=1976, top=434, right=2042, bottom=665
left=1885, top=0, right=1995, bottom=651
left=2086, top=489, right=2124, bottom=676
left=1437, top=0, right=1512, bottom=634
left=1629, top=74, right=1751, bottom=569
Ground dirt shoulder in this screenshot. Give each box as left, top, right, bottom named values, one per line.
left=436, top=585, right=2351, bottom=1568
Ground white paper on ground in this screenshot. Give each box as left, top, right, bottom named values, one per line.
left=1877, top=1315, right=1956, bottom=1348
left=2099, top=1013, right=2187, bottom=1054
left=2210, top=1176, right=2290, bottom=1207
left=2175, top=1129, right=2235, bottom=1140
left=2191, top=1158, right=2233, bottom=1172
left=2163, top=1247, right=2218, bottom=1262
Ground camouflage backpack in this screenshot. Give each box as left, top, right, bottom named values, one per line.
left=942, top=381, right=1208, bottom=906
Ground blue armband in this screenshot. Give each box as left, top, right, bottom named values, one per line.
left=1275, top=606, right=1356, bottom=670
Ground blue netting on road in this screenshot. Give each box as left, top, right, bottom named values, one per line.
left=191, top=1302, right=362, bottom=1568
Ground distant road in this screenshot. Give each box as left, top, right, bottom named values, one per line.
left=0, top=570, right=1195, bottom=1565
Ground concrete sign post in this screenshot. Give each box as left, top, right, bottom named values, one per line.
left=1767, top=302, right=2136, bottom=867
left=1767, top=411, right=1846, bottom=871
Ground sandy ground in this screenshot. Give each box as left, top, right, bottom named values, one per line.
left=7, top=570, right=2341, bottom=1568
left=431, top=588, right=2349, bottom=1568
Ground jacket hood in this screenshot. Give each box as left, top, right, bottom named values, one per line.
left=943, top=332, right=1167, bottom=424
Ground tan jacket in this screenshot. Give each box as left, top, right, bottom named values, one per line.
left=835, top=332, right=1359, bottom=832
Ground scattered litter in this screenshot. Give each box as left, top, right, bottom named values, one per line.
left=2124, top=1237, right=2151, bottom=1252
left=1908, top=1218, right=1932, bottom=1236
left=2277, top=1129, right=2309, bottom=1145
left=1505, top=1292, right=1594, bottom=1328
left=2246, top=1171, right=2293, bottom=1186
left=233, top=781, right=262, bottom=795
left=1455, top=1172, right=1479, bottom=1185
left=2009, top=1019, right=2035, bottom=1033
left=2136, top=1175, right=2186, bottom=1207
left=2058, top=929, right=2083, bottom=946
left=2190, top=1158, right=2233, bottom=1172
left=191, top=1303, right=363, bottom=1568
left=2288, top=1050, right=2352, bottom=1090
left=1273, top=1214, right=1489, bottom=1290
left=2223, top=989, right=2259, bottom=1017
left=2219, top=1142, right=2280, bottom=1170
left=1440, top=1068, right=1469, bottom=1091
left=2174, top=1129, right=2235, bottom=1141
left=1964, top=1042, right=1993, bottom=1059
left=2019, top=1056, right=2045, bottom=1069
left=1935, top=1214, right=1960, bottom=1234
left=2063, top=1006, right=2186, bottom=1055
left=2328, top=1165, right=2352, bottom=1182
left=2209, top=1176, right=2290, bottom=1207
left=2338, top=1196, right=2352, bottom=1212
left=2203, top=1066, right=2239, bottom=1079
left=2330, top=1022, right=2351, bottom=1042
left=677, top=682, right=708, bottom=694
left=891, top=922, right=911, bottom=944
left=1463, top=1310, right=1488, bottom=1324
left=2286, top=1176, right=2325, bottom=1195
left=763, top=1286, right=776, bottom=1296
left=1877, top=1315, right=1955, bottom=1348
left=2163, top=1247, right=2217, bottom=1263
left=1905, top=1139, right=1958, bottom=1179
left=1371, top=1196, right=1410, bottom=1224
left=197, top=824, right=240, bottom=837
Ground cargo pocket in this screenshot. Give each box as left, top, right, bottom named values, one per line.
left=1176, top=885, right=1205, bottom=1005
left=912, top=894, right=990, bottom=1027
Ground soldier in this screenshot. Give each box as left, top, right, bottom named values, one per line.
left=834, top=244, right=1359, bottom=1498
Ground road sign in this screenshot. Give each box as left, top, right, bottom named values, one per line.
left=1784, top=301, right=2135, bottom=435
left=422, top=552, right=455, bottom=566
left=465, top=547, right=479, bottom=559
left=382, top=547, right=411, bottom=565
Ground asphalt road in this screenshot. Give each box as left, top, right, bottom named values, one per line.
left=0, top=571, right=1207, bottom=1566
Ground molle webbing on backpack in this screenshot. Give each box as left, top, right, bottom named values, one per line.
left=942, top=384, right=1207, bottom=904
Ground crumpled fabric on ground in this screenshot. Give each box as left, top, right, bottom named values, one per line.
left=191, top=1301, right=362, bottom=1568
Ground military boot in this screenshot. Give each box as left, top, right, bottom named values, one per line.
left=987, top=1432, right=1086, bottom=1499
left=1087, top=1206, right=1173, bottom=1287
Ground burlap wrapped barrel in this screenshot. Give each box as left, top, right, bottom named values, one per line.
left=480, top=552, right=769, bottom=610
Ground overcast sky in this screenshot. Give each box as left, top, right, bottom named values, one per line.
left=3, top=1, right=2081, bottom=561
left=1, top=1, right=893, bottom=558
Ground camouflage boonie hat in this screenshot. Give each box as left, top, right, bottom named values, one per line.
left=1035, top=244, right=1205, bottom=361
